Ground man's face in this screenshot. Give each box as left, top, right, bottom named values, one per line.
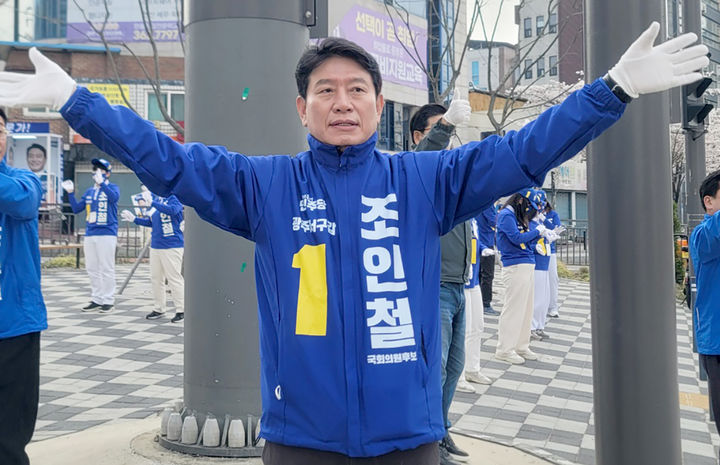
left=412, top=114, right=443, bottom=146
left=704, top=188, right=720, bottom=215
left=296, top=56, right=384, bottom=149
left=0, top=119, right=6, bottom=163
left=27, top=147, right=46, bottom=172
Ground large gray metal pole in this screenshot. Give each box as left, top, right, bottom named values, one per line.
left=177, top=0, right=308, bottom=455
left=586, top=2, right=683, bottom=464
left=684, top=0, right=707, bottom=223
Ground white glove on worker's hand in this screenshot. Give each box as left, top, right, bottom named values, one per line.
left=120, top=209, right=136, bottom=222
left=0, top=47, right=77, bottom=110
left=544, top=230, right=560, bottom=243
left=554, top=226, right=566, bottom=235
left=481, top=248, right=495, bottom=257
left=442, top=88, right=471, bottom=126
left=93, top=170, right=105, bottom=185
left=536, top=224, right=547, bottom=235
left=536, top=212, right=546, bottom=222
left=608, top=22, right=709, bottom=98
left=61, top=180, right=74, bottom=193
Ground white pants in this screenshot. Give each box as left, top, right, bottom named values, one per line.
left=548, top=254, right=559, bottom=314
left=150, top=247, right=185, bottom=314
left=496, top=263, right=535, bottom=355
left=84, top=235, right=117, bottom=305
left=463, top=285, right=485, bottom=373
left=532, top=270, right=550, bottom=330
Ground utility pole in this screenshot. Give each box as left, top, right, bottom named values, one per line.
left=159, top=1, right=312, bottom=456
left=586, top=1, right=683, bottom=463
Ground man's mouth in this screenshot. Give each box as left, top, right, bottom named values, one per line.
left=330, top=120, right=358, bottom=127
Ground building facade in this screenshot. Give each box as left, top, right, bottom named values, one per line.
left=467, top=40, right=516, bottom=93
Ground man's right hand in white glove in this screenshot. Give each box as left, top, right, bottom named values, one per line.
left=61, top=180, right=74, bottom=193
left=120, top=210, right=136, bottom=222
left=93, top=171, right=105, bottom=185
left=0, top=47, right=77, bottom=110
left=536, top=224, right=548, bottom=235
left=481, top=248, right=495, bottom=257
left=441, top=87, right=471, bottom=127
left=608, top=22, right=709, bottom=99
left=142, top=190, right=153, bottom=205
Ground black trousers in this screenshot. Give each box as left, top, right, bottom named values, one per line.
left=701, top=354, right=720, bottom=439
left=0, top=332, right=40, bottom=465
left=262, top=441, right=439, bottom=465
left=479, top=254, right=495, bottom=307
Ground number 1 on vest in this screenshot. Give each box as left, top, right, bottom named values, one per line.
left=292, top=244, right=328, bottom=336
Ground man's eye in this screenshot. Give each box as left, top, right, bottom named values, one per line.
left=352, top=87, right=366, bottom=93
left=319, top=88, right=333, bottom=93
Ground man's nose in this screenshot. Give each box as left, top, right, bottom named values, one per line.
left=332, top=89, right=352, bottom=112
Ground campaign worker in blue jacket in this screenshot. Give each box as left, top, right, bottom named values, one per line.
left=542, top=201, right=563, bottom=317
left=62, top=158, right=120, bottom=312
left=121, top=193, right=185, bottom=323
left=495, top=190, right=548, bottom=364
left=689, top=169, right=720, bottom=445
left=0, top=25, right=708, bottom=464
left=529, top=190, right=559, bottom=341
left=0, top=108, right=47, bottom=465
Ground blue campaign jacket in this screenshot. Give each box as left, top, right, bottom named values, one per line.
left=0, top=161, right=47, bottom=339
left=531, top=219, right=551, bottom=271
left=68, top=181, right=120, bottom=236
left=543, top=209, right=562, bottom=253
left=689, top=211, right=720, bottom=355
left=477, top=205, right=497, bottom=251
left=496, top=206, right=539, bottom=267
left=134, top=195, right=184, bottom=249
left=60, top=78, right=624, bottom=457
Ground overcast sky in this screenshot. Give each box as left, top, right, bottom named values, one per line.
left=467, top=0, right=520, bottom=45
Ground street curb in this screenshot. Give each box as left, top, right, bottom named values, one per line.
left=452, top=428, right=579, bottom=465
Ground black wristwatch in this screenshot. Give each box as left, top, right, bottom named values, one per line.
left=603, top=73, right=633, bottom=104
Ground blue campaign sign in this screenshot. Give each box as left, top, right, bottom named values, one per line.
left=6, top=122, right=51, bottom=134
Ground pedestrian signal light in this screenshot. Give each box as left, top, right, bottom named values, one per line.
left=682, top=77, right=714, bottom=130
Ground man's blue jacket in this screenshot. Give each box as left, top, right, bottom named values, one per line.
left=68, top=181, right=120, bottom=236
left=690, top=211, right=720, bottom=355
left=133, top=195, right=184, bottom=249
left=60, top=78, right=624, bottom=457
left=0, top=161, right=47, bottom=339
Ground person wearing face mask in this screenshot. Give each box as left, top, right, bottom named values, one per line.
left=62, top=158, right=119, bottom=312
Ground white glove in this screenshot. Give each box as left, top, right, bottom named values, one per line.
left=545, top=230, right=560, bottom=243
left=608, top=22, right=709, bottom=98
left=120, top=209, right=136, bottom=222
left=536, top=224, right=547, bottom=235
left=442, top=87, right=471, bottom=126
left=142, top=190, right=153, bottom=205
left=61, top=179, right=74, bottom=193
left=93, top=170, right=105, bottom=185
left=536, top=212, right=546, bottom=222
left=481, top=248, right=495, bottom=257
left=554, top=226, right=566, bottom=235
left=0, top=47, right=77, bottom=110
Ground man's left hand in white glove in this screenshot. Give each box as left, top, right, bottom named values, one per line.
left=441, top=87, right=471, bottom=127
left=608, top=22, right=709, bottom=99
left=0, top=47, right=76, bottom=110
left=481, top=248, right=495, bottom=257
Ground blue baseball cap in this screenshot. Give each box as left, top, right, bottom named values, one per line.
left=91, top=158, right=112, bottom=172
left=519, top=188, right=543, bottom=211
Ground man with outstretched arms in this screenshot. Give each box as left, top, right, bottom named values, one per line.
left=0, top=108, right=47, bottom=465
left=0, top=24, right=708, bottom=463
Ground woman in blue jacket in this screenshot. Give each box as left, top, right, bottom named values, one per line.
left=543, top=202, right=563, bottom=317
left=495, top=190, right=547, bottom=364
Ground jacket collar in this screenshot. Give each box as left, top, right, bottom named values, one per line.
left=307, top=132, right=377, bottom=170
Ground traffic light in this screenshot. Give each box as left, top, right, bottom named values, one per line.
left=682, top=76, right=714, bottom=130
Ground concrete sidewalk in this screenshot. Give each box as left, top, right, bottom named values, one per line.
left=27, top=416, right=552, bottom=465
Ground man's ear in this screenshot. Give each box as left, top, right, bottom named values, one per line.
left=412, top=130, right=423, bottom=146
left=375, top=94, right=385, bottom=119
left=296, top=96, right=308, bottom=127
